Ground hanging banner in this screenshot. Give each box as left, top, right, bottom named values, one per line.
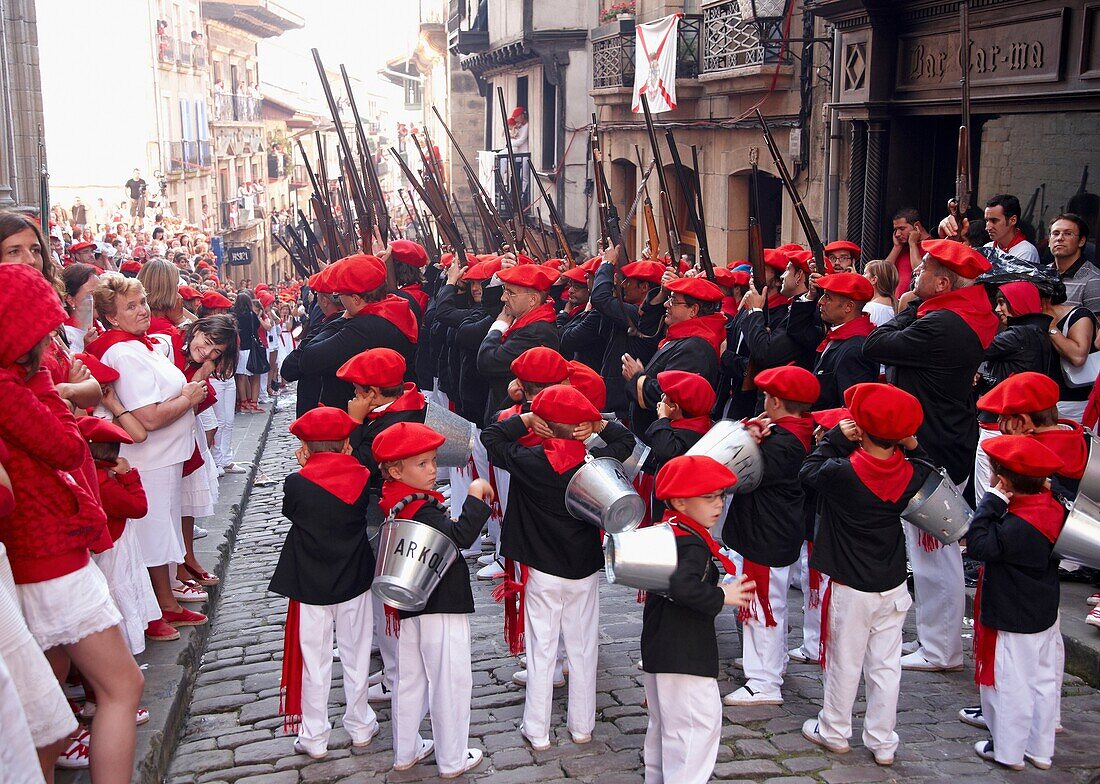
left=632, top=13, right=682, bottom=114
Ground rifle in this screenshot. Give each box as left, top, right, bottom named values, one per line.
left=633, top=146, right=661, bottom=260
left=450, top=192, right=479, bottom=254
left=530, top=168, right=574, bottom=267
left=312, top=133, right=348, bottom=257
left=274, top=234, right=312, bottom=279
left=340, top=64, right=390, bottom=243
left=590, top=112, right=622, bottom=248
left=947, top=0, right=971, bottom=242
left=398, top=188, right=432, bottom=261
left=296, top=208, right=326, bottom=267
left=407, top=190, right=441, bottom=265
left=496, top=86, right=528, bottom=252
left=295, top=140, right=331, bottom=262
left=755, top=108, right=824, bottom=274
left=640, top=94, right=680, bottom=259
left=410, top=132, right=468, bottom=262
left=664, top=130, right=715, bottom=282
left=747, top=147, right=768, bottom=328
left=389, top=145, right=469, bottom=266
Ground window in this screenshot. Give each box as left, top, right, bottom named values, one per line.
left=516, top=76, right=528, bottom=116
left=541, top=74, right=556, bottom=170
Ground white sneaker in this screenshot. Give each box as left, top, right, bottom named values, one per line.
left=293, top=739, right=327, bottom=760
left=1087, top=592, right=1100, bottom=606
left=477, top=562, right=505, bottom=580
left=801, top=719, right=850, bottom=754
left=222, top=463, right=248, bottom=474
left=974, top=739, right=1024, bottom=770
left=351, top=724, right=380, bottom=748
left=367, top=682, right=391, bottom=703
left=511, top=668, right=565, bottom=688
left=393, top=738, right=434, bottom=770
left=901, top=639, right=921, bottom=655
left=787, top=647, right=816, bottom=664
left=477, top=554, right=496, bottom=567
left=722, top=685, right=783, bottom=706
left=900, top=649, right=963, bottom=672
left=958, top=706, right=986, bottom=728
left=192, top=525, right=208, bottom=540
left=55, top=730, right=90, bottom=769
left=460, top=546, right=482, bottom=559
left=1024, top=752, right=1052, bottom=770
left=368, top=669, right=384, bottom=685
left=520, top=729, right=550, bottom=752
left=171, top=581, right=208, bottom=603
left=441, top=748, right=483, bottom=778
left=1087, top=606, right=1100, bottom=628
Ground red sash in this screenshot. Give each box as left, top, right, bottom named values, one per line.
left=542, top=438, right=587, bottom=474
left=279, top=600, right=303, bottom=733
left=82, top=328, right=155, bottom=359
left=658, top=313, right=726, bottom=356
left=850, top=447, right=914, bottom=503
left=738, top=558, right=777, bottom=627
left=148, top=316, right=186, bottom=369
left=916, top=286, right=999, bottom=349
left=501, top=303, right=556, bottom=342
left=299, top=452, right=370, bottom=505
left=772, top=415, right=815, bottom=452
left=359, top=295, right=418, bottom=343
left=365, top=383, right=425, bottom=420
left=1032, top=422, right=1089, bottom=480
left=401, top=283, right=430, bottom=314
left=379, top=480, right=447, bottom=635
left=816, top=313, right=873, bottom=353
left=664, top=511, right=737, bottom=575
left=670, top=415, right=712, bottom=435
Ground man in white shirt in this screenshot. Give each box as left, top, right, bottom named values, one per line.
left=982, top=193, right=1039, bottom=262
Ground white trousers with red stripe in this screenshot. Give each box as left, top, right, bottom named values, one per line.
left=642, top=672, right=721, bottom=784
left=817, top=582, right=911, bottom=759
left=373, top=592, right=398, bottom=691
left=522, top=568, right=599, bottom=744
left=739, top=563, right=792, bottom=699
left=790, top=541, right=829, bottom=660
left=449, top=426, right=495, bottom=546
left=296, top=591, right=377, bottom=754
left=979, top=621, right=1060, bottom=768
left=392, top=613, right=472, bottom=775
left=903, top=519, right=965, bottom=668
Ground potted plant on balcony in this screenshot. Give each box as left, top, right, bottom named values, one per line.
left=600, top=1, right=635, bottom=24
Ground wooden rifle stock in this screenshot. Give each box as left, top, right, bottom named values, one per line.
left=590, top=113, right=622, bottom=248
left=640, top=94, right=680, bottom=259
left=664, top=129, right=715, bottom=282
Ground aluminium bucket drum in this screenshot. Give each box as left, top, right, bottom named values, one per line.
left=1075, top=436, right=1100, bottom=502
left=372, top=518, right=459, bottom=612
left=586, top=429, right=651, bottom=482
left=423, top=399, right=476, bottom=468
left=1054, top=494, right=1100, bottom=570
left=901, top=467, right=972, bottom=545
left=685, top=420, right=763, bottom=493
left=605, top=523, right=677, bottom=593
left=565, top=456, right=645, bottom=534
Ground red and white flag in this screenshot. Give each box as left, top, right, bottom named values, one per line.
left=632, top=13, right=682, bottom=114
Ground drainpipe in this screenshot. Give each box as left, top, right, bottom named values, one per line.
left=824, top=25, right=841, bottom=243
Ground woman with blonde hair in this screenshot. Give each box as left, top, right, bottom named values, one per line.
left=862, top=259, right=898, bottom=326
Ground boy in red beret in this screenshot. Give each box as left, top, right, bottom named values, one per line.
left=799, top=382, right=934, bottom=766
left=969, top=435, right=1065, bottom=772
left=482, top=384, right=636, bottom=752
left=269, top=407, right=379, bottom=760
left=720, top=365, right=818, bottom=707
left=642, top=370, right=715, bottom=518
left=643, top=454, right=755, bottom=782
left=372, top=421, right=494, bottom=777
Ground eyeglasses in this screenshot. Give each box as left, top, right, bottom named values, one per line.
left=1049, top=230, right=1079, bottom=238
left=665, top=297, right=689, bottom=308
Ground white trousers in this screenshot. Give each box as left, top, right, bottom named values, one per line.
left=903, top=520, right=964, bottom=668
left=979, top=623, right=1061, bottom=767
left=818, top=582, right=911, bottom=758
left=392, top=614, right=472, bottom=774
left=490, top=464, right=511, bottom=560
left=972, top=428, right=999, bottom=501
left=209, top=376, right=236, bottom=467
left=522, top=568, right=599, bottom=743
left=372, top=592, right=398, bottom=690
left=740, top=564, right=792, bottom=698
left=642, top=672, right=720, bottom=784
left=789, top=541, right=829, bottom=659
left=296, top=591, right=377, bottom=753
left=0, top=651, right=42, bottom=783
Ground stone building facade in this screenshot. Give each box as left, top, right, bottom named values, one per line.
left=0, top=0, right=44, bottom=211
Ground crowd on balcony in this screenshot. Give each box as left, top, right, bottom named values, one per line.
left=213, top=80, right=263, bottom=123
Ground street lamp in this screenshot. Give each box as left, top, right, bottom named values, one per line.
left=737, top=0, right=832, bottom=62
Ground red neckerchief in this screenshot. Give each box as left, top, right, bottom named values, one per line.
left=560, top=304, right=585, bottom=322
left=720, top=296, right=740, bottom=318
left=659, top=313, right=726, bottom=356
left=663, top=510, right=737, bottom=575
left=995, top=228, right=1027, bottom=254
left=148, top=316, right=186, bottom=369
left=542, top=438, right=587, bottom=474
left=82, top=328, right=155, bottom=359
left=501, top=302, right=556, bottom=342
left=916, top=286, right=999, bottom=349
left=401, top=283, right=430, bottom=314
left=671, top=415, right=712, bottom=435
left=365, top=383, right=425, bottom=420
left=379, top=479, right=446, bottom=519
left=767, top=292, right=791, bottom=309
left=183, top=363, right=217, bottom=413
left=496, top=402, right=541, bottom=446
left=298, top=452, right=370, bottom=505
left=816, top=313, right=873, bottom=353
left=1007, top=490, right=1065, bottom=544
left=358, top=295, right=418, bottom=343
left=850, top=447, right=914, bottom=502
left=772, top=415, right=815, bottom=452
left=1032, top=422, right=1089, bottom=480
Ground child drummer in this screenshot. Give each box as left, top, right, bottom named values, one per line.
left=799, top=383, right=934, bottom=766
left=643, top=454, right=756, bottom=783
left=372, top=421, right=494, bottom=777
left=270, top=407, right=378, bottom=760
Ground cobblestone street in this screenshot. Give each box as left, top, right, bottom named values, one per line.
left=164, top=402, right=1100, bottom=784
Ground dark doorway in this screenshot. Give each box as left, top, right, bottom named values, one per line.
left=516, top=76, right=528, bottom=116
left=541, top=74, right=556, bottom=171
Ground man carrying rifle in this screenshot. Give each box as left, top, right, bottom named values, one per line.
left=557, top=259, right=608, bottom=372
left=282, top=265, right=348, bottom=417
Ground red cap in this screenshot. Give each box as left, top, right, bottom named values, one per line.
left=542, top=258, right=564, bottom=272
left=977, top=372, right=1060, bottom=415
left=498, top=264, right=558, bottom=292
left=337, top=347, right=407, bottom=388
left=514, top=253, right=537, bottom=266
left=196, top=261, right=213, bottom=270
left=0, top=264, right=67, bottom=366
left=289, top=406, right=359, bottom=442
left=258, top=291, right=275, bottom=307
left=657, top=370, right=716, bottom=417
left=754, top=365, right=821, bottom=405
left=390, top=240, right=429, bottom=267
left=763, top=248, right=790, bottom=271
left=74, top=352, right=121, bottom=384
left=811, top=407, right=851, bottom=430
left=920, top=239, right=991, bottom=279
left=200, top=291, right=233, bottom=310
left=372, top=421, right=446, bottom=463
left=255, top=284, right=270, bottom=293
left=655, top=454, right=737, bottom=500
left=581, top=256, right=602, bottom=273
left=777, top=243, right=804, bottom=253
left=786, top=249, right=815, bottom=276
left=567, top=360, right=606, bottom=411
left=78, top=416, right=133, bottom=444
left=561, top=266, right=590, bottom=285
left=982, top=434, right=1063, bottom=477
left=530, top=384, right=601, bottom=425
left=666, top=276, right=724, bottom=303
left=816, top=272, right=874, bottom=303
left=331, top=254, right=386, bottom=294
left=620, top=260, right=665, bottom=284
left=713, top=267, right=750, bottom=288
left=120, top=260, right=143, bottom=273
left=511, top=347, right=571, bottom=384
left=69, top=241, right=96, bottom=254
left=462, top=258, right=502, bottom=282
left=179, top=285, right=202, bottom=300
left=824, top=240, right=862, bottom=258
left=999, top=281, right=1041, bottom=316
left=307, top=266, right=334, bottom=293
left=844, top=382, right=923, bottom=440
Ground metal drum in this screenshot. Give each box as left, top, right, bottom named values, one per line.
left=685, top=420, right=763, bottom=494
left=605, top=523, right=677, bottom=593
left=373, top=517, right=459, bottom=612
left=1075, top=436, right=1100, bottom=502
left=586, top=428, right=651, bottom=482
left=565, top=456, right=645, bottom=534
left=423, top=399, right=476, bottom=468
left=1054, top=494, right=1100, bottom=569
left=901, top=466, right=972, bottom=545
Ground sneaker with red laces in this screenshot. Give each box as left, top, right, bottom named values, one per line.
left=145, top=618, right=181, bottom=641
left=171, top=580, right=208, bottom=603
left=1087, top=606, right=1100, bottom=629
left=55, top=729, right=90, bottom=769
left=163, top=608, right=207, bottom=627
left=1087, top=592, right=1100, bottom=607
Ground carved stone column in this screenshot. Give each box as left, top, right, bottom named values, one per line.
left=861, top=120, right=887, bottom=257
left=846, top=120, right=865, bottom=246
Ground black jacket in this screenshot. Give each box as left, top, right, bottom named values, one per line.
left=629, top=336, right=718, bottom=437
left=982, top=313, right=1054, bottom=383
left=642, top=419, right=706, bottom=520
left=477, top=319, right=559, bottom=425
left=481, top=415, right=635, bottom=579
left=434, top=284, right=489, bottom=422
left=282, top=312, right=345, bottom=417
left=348, top=398, right=428, bottom=504
left=737, top=298, right=821, bottom=372
left=557, top=308, right=608, bottom=372
left=813, top=333, right=879, bottom=411
left=967, top=492, right=1062, bottom=633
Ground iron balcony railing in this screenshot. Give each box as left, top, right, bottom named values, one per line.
left=591, top=14, right=701, bottom=90
left=701, top=0, right=789, bottom=73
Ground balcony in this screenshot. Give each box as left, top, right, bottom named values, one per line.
left=212, top=91, right=261, bottom=123
left=290, top=164, right=309, bottom=188
left=448, top=0, right=488, bottom=55
left=157, top=34, right=176, bottom=64
left=701, top=0, right=789, bottom=74
left=166, top=141, right=213, bottom=174
left=591, top=15, right=701, bottom=91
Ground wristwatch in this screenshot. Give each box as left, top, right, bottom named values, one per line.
left=1049, top=328, right=1059, bottom=335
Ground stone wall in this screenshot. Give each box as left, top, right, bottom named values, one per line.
left=0, top=0, right=45, bottom=208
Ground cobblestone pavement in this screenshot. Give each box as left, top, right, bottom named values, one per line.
left=166, top=402, right=1100, bottom=784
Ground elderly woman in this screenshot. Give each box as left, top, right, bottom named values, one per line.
left=90, top=275, right=209, bottom=639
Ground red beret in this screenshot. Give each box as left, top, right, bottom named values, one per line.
left=308, top=265, right=337, bottom=294
left=200, top=291, right=233, bottom=309
left=816, top=272, right=874, bottom=303
left=581, top=256, right=602, bottom=273
left=844, top=383, right=923, bottom=441
left=977, top=372, right=1060, bottom=415
left=77, top=416, right=133, bottom=444
left=331, top=254, right=386, bottom=294
left=0, top=264, right=66, bottom=365
left=511, top=347, right=571, bottom=384
left=289, top=406, right=359, bottom=442
left=754, top=365, right=820, bottom=404
left=258, top=291, right=275, bottom=307
left=462, top=258, right=502, bottom=282
left=372, top=421, right=445, bottom=463
left=657, top=370, right=716, bottom=417
left=561, top=266, right=590, bottom=285
left=74, top=352, right=120, bottom=384
left=567, top=360, right=606, bottom=411
left=786, top=249, right=816, bottom=276
left=982, top=434, right=1063, bottom=477
left=337, top=347, right=407, bottom=388
left=179, top=285, right=202, bottom=300
left=498, top=264, right=558, bottom=292
left=196, top=261, right=213, bottom=270
left=530, top=384, right=601, bottom=425
left=655, top=454, right=737, bottom=500
left=390, top=240, right=429, bottom=267
left=620, top=260, right=665, bottom=284
left=514, top=253, right=537, bottom=266
left=777, top=243, right=804, bottom=253
left=666, top=277, right=723, bottom=303
left=255, top=284, right=270, bottom=293
left=999, top=281, right=1041, bottom=316
left=824, top=240, right=862, bottom=258
left=763, top=248, right=790, bottom=271
left=69, top=241, right=96, bottom=253
left=811, top=407, right=851, bottom=430
left=542, top=258, right=564, bottom=272
left=713, top=267, right=750, bottom=288
left=920, top=239, right=991, bottom=279
left=120, top=260, right=143, bottom=273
